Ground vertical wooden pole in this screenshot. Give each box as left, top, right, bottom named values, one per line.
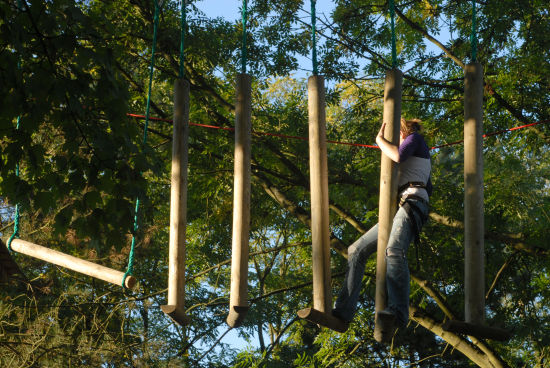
left=296, top=75, right=347, bottom=333
left=161, top=78, right=191, bottom=326
left=227, top=73, right=252, bottom=328
left=464, top=62, right=485, bottom=325
left=308, top=75, right=332, bottom=313
left=374, top=68, right=402, bottom=342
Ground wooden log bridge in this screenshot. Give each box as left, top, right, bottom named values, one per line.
left=226, top=73, right=252, bottom=328
left=9, top=239, right=137, bottom=289
left=296, top=75, right=347, bottom=334
left=161, top=78, right=191, bottom=326
left=374, top=68, right=402, bottom=343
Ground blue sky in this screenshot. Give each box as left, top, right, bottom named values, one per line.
left=195, top=0, right=335, bottom=22
left=194, top=0, right=340, bottom=80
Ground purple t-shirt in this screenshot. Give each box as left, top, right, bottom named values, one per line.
left=398, top=132, right=430, bottom=160
left=398, top=132, right=432, bottom=196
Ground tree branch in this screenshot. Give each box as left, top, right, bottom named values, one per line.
left=411, top=274, right=509, bottom=368
left=254, top=171, right=349, bottom=256
left=394, top=6, right=464, bottom=68
left=429, top=212, right=548, bottom=256
left=410, top=306, right=510, bottom=368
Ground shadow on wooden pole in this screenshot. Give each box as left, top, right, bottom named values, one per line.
left=226, top=73, right=252, bottom=328
left=297, top=75, right=348, bottom=333
left=374, top=68, right=402, bottom=343
left=161, top=78, right=191, bottom=326
left=443, top=63, right=510, bottom=341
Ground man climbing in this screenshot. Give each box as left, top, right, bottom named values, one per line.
left=332, top=118, right=432, bottom=343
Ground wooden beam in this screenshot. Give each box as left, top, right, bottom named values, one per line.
left=227, top=73, right=252, bottom=328
left=443, top=320, right=511, bottom=341
left=160, top=305, right=191, bottom=326
left=374, top=68, right=402, bottom=343
left=10, top=239, right=137, bottom=289
left=307, top=75, right=332, bottom=313
left=464, top=62, right=485, bottom=325
left=161, top=78, right=191, bottom=326
left=298, top=308, right=349, bottom=333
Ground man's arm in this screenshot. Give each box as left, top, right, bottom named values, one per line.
left=375, top=123, right=400, bottom=162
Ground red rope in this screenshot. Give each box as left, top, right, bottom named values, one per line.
left=430, top=120, right=550, bottom=150
left=127, top=113, right=379, bottom=148
left=127, top=113, right=548, bottom=151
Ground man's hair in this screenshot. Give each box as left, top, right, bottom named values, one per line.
left=401, top=118, right=423, bottom=136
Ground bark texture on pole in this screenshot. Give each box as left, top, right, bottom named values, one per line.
left=296, top=76, right=348, bottom=333
left=161, top=78, right=191, bottom=326
left=307, top=75, right=332, bottom=313
left=374, top=68, right=402, bottom=342
left=464, top=62, right=485, bottom=325
left=226, top=73, right=252, bottom=328
left=10, top=239, right=137, bottom=289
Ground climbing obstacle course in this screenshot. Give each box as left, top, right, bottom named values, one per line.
left=2, top=0, right=532, bottom=347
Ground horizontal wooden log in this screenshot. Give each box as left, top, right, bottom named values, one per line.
left=226, top=305, right=249, bottom=328
left=443, top=320, right=511, bottom=341
left=10, top=239, right=137, bottom=289
left=160, top=305, right=191, bottom=326
left=297, top=307, right=349, bottom=333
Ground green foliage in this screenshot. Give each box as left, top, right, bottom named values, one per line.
left=0, top=0, right=548, bottom=367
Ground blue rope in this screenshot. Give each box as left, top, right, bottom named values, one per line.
left=311, top=0, right=318, bottom=75
left=122, top=0, right=160, bottom=288
left=241, top=0, right=247, bottom=74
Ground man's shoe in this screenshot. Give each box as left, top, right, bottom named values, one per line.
left=331, top=309, right=350, bottom=332
left=374, top=310, right=397, bottom=343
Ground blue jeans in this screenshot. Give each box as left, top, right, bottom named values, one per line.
left=333, top=198, right=429, bottom=327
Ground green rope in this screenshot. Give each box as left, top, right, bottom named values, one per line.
left=7, top=123, right=20, bottom=252
left=123, top=0, right=160, bottom=287
left=389, top=0, right=397, bottom=68
left=311, top=0, right=318, bottom=75
left=7, top=203, right=19, bottom=252
left=470, top=0, right=478, bottom=62
left=9, top=0, right=25, bottom=252
left=241, top=0, right=247, bottom=74
left=179, top=0, right=186, bottom=78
